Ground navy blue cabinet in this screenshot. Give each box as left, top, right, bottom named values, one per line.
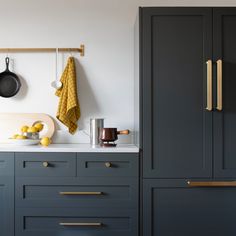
left=137, top=7, right=236, bottom=236
left=143, top=179, right=236, bottom=236
left=140, top=7, right=213, bottom=179
left=213, top=8, right=236, bottom=178
left=15, top=152, right=139, bottom=236
left=0, top=153, right=14, bottom=236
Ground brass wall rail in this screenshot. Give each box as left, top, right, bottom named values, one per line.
left=0, top=45, right=85, bottom=56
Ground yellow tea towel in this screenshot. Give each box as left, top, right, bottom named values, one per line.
left=55, top=57, right=81, bottom=134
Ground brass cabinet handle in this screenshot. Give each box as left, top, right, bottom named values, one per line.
left=187, top=181, right=236, bottom=187
left=60, top=222, right=102, bottom=226
left=59, top=192, right=103, bottom=195
left=216, top=59, right=223, bottom=111
left=206, top=60, right=213, bottom=111
left=105, top=162, right=111, bottom=168
left=42, top=161, right=49, bottom=167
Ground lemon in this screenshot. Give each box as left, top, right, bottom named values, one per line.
left=27, top=126, right=38, bottom=133
left=34, top=123, right=44, bottom=132
left=16, top=135, right=27, bottom=140
left=21, top=126, right=29, bottom=133
left=12, top=134, right=19, bottom=139
left=40, top=137, right=51, bottom=147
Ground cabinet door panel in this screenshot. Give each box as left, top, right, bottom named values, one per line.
left=142, top=8, right=212, bottom=178
left=0, top=153, right=14, bottom=236
left=213, top=8, right=236, bottom=178
left=143, top=179, right=236, bottom=236
left=0, top=177, right=14, bottom=236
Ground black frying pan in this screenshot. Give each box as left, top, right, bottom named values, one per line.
left=0, top=57, right=21, bottom=97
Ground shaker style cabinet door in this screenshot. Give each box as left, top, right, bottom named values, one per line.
left=213, top=8, right=236, bottom=178
left=143, top=179, right=236, bottom=236
left=0, top=153, right=14, bottom=236
left=142, top=8, right=213, bottom=178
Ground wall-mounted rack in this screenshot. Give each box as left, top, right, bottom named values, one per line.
left=0, top=44, right=85, bottom=56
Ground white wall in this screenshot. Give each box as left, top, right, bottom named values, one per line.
left=0, top=0, right=235, bottom=143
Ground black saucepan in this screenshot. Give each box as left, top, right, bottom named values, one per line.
left=0, top=57, right=21, bottom=97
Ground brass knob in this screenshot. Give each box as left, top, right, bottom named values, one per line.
left=105, top=162, right=111, bottom=168
left=43, top=161, right=49, bottom=167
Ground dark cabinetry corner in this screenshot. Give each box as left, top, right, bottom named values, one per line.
left=137, top=7, right=236, bottom=236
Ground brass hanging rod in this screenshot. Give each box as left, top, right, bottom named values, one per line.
left=0, top=44, right=85, bottom=56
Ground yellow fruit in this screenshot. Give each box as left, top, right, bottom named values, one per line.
left=12, top=134, right=19, bottom=139
left=16, top=135, right=27, bottom=140
left=40, top=137, right=51, bottom=147
left=27, top=126, right=38, bottom=133
left=21, top=125, right=29, bottom=133
left=34, top=123, right=44, bottom=132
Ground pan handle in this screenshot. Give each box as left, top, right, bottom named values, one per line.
left=117, top=130, right=130, bottom=135
left=5, top=57, right=10, bottom=71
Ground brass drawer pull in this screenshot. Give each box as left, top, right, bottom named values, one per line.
left=60, top=222, right=102, bottom=226
left=105, top=162, right=111, bottom=168
left=59, top=191, right=103, bottom=195
left=187, top=181, right=236, bottom=187
left=42, top=162, right=49, bottom=167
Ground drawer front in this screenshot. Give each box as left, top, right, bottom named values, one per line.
left=16, top=177, right=138, bottom=208
left=15, top=153, right=76, bottom=177
left=77, top=153, right=139, bottom=177
left=15, top=208, right=138, bottom=236
left=0, top=153, right=14, bottom=176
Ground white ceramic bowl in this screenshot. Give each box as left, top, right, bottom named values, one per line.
left=7, top=139, right=40, bottom=146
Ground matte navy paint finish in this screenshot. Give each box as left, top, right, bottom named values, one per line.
left=14, top=152, right=139, bottom=236
left=143, top=179, right=236, bottom=236
left=15, top=208, right=138, bottom=236
left=77, top=153, right=139, bottom=177
left=15, top=177, right=138, bottom=208
left=213, top=8, right=236, bottom=178
left=0, top=153, right=14, bottom=236
left=138, top=7, right=236, bottom=236
left=141, top=7, right=213, bottom=179
left=15, top=152, right=76, bottom=177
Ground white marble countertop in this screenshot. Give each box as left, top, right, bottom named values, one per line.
left=0, top=143, right=139, bottom=153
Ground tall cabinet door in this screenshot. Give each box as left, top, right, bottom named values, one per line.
left=213, top=8, right=236, bottom=178
left=0, top=154, right=14, bottom=236
left=142, top=8, right=213, bottom=178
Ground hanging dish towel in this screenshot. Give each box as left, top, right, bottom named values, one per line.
left=55, top=57, right=81, bottom=134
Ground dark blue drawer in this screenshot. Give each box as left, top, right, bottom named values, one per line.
left=15, top=208, right=138, bottom=236
left=77, top=153, right=139, bottom=177
left=0, top=153, right=14, bottom=176
left=15, top=153, right=76, bottom=177
left=15, top=177, right=138, bottom=208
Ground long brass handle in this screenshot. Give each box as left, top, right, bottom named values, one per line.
left=60, top=222, right=102, bottom=226
left=59, top=192, right=103, bottom=195
left=206, top=60, right=213, bottom=111
left=216, top=59, right=223, bottom=111
left=187, top=181, right=236, bottom=187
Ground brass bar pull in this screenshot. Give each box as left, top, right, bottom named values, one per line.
left=187, top=181, right=236, bottom=187
left=59, top=191, right=103, bottom=195
left=216, top=59, right=223, bottom=111
left=60, top=222, right=102, bottom=226
left=206, top=60, right=213, bottom=111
